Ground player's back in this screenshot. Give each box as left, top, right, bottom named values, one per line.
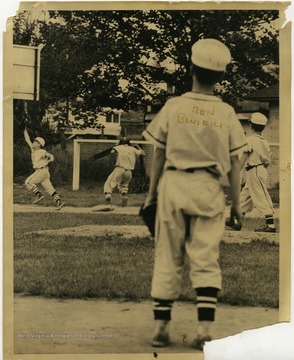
left=115, top=145, right=138, bottom=170
left=247, top=134, right=271, bottom=165
left=162, top=92, right=242, bottom=177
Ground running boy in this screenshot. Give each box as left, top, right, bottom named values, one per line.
left=229, top=112, right=276, bottom=232
left=104, top=138, right=145, bottom=206
left=142, top=38, right=247, bottom=350
left=24, top=128, right=65, bottom=210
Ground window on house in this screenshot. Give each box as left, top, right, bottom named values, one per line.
left=113, top=113, right=119, bottom=123
left=106, top=113, right=112, bottom=123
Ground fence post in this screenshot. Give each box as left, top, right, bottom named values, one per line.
left=72, top=139, right=80, bottom=191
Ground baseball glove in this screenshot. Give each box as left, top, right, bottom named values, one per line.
left=139, top=202, right=157, bottom=237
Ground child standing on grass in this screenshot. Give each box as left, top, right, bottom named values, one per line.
left=142, top=38, right=247, bottom=350
left=226, top=112, right=276, bottom=233
left=24, top=128, right=65, bottom=210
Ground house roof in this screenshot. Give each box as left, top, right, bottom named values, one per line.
left=244, top=83, right=279, bottom=102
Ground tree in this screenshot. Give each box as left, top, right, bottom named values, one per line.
left=13, top=9, right=279, bottom=135
left=54, top=10, right=278, bottom=111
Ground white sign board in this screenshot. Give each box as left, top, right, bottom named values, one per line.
left=13, top=44, right=43, bottom=101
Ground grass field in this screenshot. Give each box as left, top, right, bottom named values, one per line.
left=14, top=212, right=279, bottom=308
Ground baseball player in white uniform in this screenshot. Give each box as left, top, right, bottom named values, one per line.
left=24, top=128, right=65, bottom=210
left=104, top=138, right=145, bottom=206
left=142, top=39, right=247, bottom=350
left=234, top=113, right=276, bottom=232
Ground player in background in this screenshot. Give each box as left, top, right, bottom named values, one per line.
left=24, top=128, right=65, bottom=210
left=142, top=39, right=247, bottom=350
left=226, top=112, right=276, bottom=232
left=104, top=138, right=145, bottom=207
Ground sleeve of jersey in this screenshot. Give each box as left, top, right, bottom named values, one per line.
left=41, top=149, right=48, bottom=158
left=244, top=137, right=253, bottom=153
left=142, top=106, right=168, bottom=149
left=228, top=110, right=248, bottom=157
left=134, top=148, right=143, bottom=156
left=45, top=151, right=54, bottom=160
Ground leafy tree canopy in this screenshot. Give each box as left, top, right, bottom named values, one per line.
left=13, top=9, right=279, bottom=137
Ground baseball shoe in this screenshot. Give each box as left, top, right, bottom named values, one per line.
left=151, top=320, right=170, bottom=347
left=121, top=196, right=128, bottom=207
left=105, top=198, right=111, bottom=205
left=33, top=194, right=44, bottom=204
left=254, top=225, right=276, bottom=233
left=225, top=218, right=232, bottom=227
left=191, top=335, right=212, bottom=351
left=225, top=218, right=242, bottom=231
left=56, top=200, right=65, bottom=211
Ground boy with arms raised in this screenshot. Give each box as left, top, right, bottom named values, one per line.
left=24, top=128, right=65, bottom=210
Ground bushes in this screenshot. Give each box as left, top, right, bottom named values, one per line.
left=13, top=142, right=150, bottom=191
left=80, top=157, right=114, bottom=183
left=49, top=147, right=73, bottom=185
left=129, top=176, right=149, bottom=194
left=13, top=143, right=149, bottom=192
left=13, top=144, right=32, bottom=183
left=13, top=144, right=280, bottom=200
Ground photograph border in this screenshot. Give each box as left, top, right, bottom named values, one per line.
left=3, top=1, right=292, bottom=359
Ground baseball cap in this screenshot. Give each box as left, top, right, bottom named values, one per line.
left=35, top=137, right=45, bottom=147
left=191, top=39, right=231, bottom=71
left=251, top=112, right=268, bottom=126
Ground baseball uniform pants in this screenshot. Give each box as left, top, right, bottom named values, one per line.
left=104, top=167, right=132, bottom=195
left=151, top=169, right=225, bottom=300
left=25, top=167, right=56, bottom=196
left=240, top=166, right=274, bottom=216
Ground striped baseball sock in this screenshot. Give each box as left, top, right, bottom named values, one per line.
left=265, top=215, right=275, bottom=228
left=52, top=191, right=61, bottom=204
left=153, top=298, right=174, bottom=321
left=195, top=287, right=219, bottom=321
left=32, top=187, right=41, bottom=196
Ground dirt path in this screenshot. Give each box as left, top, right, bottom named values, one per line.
left=16, top=203, right=279, bottom=243
left=14, top=203, right=280, bottom=219
left=29, top=224, right=278, bottom=243
left=14, top=295, right=279, bottom=355
left=14, top=203, right=141, bottom=215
